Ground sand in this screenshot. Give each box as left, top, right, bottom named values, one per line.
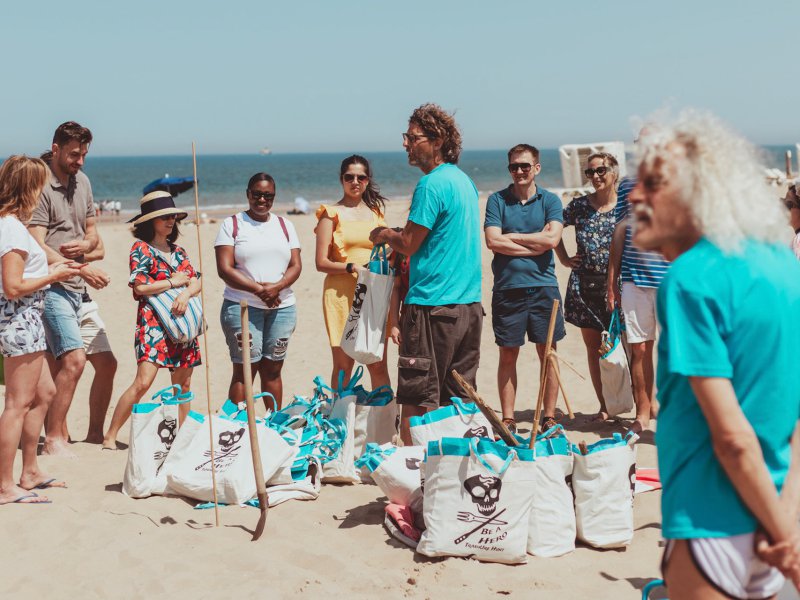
left=0, top=197, right=667, bottom=600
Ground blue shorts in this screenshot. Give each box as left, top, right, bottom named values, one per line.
left=491, top=286, right=566, bottom=347
left=42, top=286, right=85, bottom=358
left=220, top=300, right=297, bottom=363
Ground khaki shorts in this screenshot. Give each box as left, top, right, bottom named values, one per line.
left=620, top=282, right=658, bottom=343
left=78, top=300, right=112, bottom=355
left=396, top=302, right=483, bottom=410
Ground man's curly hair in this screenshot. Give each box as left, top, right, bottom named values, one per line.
left=408, top=103, right=462, bottom=164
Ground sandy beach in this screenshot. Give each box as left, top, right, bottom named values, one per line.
left=1, top=197, right=666, bottom=599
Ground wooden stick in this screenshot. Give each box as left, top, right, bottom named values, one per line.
left=451, top=370, right=518, bottom=446
left=549, top=350, right=586, bottom=381
left=191, top=142, right=220, bottom=527
left=549, top=353, right=574, bottom=419
left=240, top=301, right=269, bottom=540
left=531, top=300, right=559, bottom=446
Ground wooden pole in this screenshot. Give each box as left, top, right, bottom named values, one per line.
left=531, top=300, right=560, bottom=446
left=240, top=301, right=269, bottom=540
left=451, top=370, right=518, bottom=446
left=191, top=142, right=220, bottom=527
left=549, top=354, right=574, bottom=419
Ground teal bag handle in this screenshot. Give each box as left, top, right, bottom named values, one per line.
left=369, top=244, right=390, bottom=274
left=337, top=366, right=364, bottom=396
left=151, top=384, right=194, bottom=405
left=254, top=392, right=277, bottom=413
left=468, top=438, right=515, bottom=477
left=359, top=385, right=394, bottom=406
left=450, top=396, right=478, bottom=416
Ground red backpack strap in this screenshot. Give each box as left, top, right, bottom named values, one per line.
left=277, top=216, right=289, bottom=242
left=230, top=214, right=239, bottom=240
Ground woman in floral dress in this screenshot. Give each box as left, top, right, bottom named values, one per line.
left=555, top=153, right=618, bottom=420
left=102, top=191, right=201, bottom=449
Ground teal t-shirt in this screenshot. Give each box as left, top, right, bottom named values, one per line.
left=656, top=238, right=800, bottom=539
left=406, top=163, right=481, bottom=306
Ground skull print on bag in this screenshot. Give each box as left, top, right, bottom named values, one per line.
left=219, top=428, right=245, bottom=451
left=157, top=417, right=177, bottom=450
left=463, top=475, right=502, bottom=516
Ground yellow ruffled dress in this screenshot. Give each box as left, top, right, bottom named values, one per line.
left=315, top=204, right=387, bottom=347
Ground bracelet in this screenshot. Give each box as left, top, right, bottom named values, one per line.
left=346, top=263, right=354, bottom=274
left=168, top=279, right=174, bottom=289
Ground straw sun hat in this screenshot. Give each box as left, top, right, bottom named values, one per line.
left=127, top=191, right=189, bottom=225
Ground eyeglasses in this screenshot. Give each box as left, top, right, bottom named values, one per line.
left=248, top=191, right=275, bottom=201
left=584, top=166, right=611, bottom=178
left=508, top=163, right=536, bottom=173
left=402, top=132, right=433, bottom=144
left=343, top=174, right=369, bottom=183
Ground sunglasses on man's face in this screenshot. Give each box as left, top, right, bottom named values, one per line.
left=508, top=163, right=535, bottom=173
left=249, top=191, right=275, bottom=201
left=584, top=166, right=611, bottom=178
left=343, top=174, right=369, bottom=183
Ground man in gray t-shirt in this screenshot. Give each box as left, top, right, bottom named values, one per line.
left=29, top=121, right=114, bottom=456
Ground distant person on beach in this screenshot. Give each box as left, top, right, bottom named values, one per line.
left=555, top=153, right=618, bottom=421
left=606, top=130, right=669, bottom=433
left=214, top=173, right=302, bottom=409
left=370, top=104, right=482, bottom=445
left=785, top=180, right=800, bottom=259
left=634, top=111, right=800, bottom=597
left=0, top=156, right=83, bottom=504
left=484, top=144, right=564, bottom=433
left=315, top=155, right=392, bottom=390
left=102, top=192, right=201, bottom=449
left=29, top=122, right=112, bottom=457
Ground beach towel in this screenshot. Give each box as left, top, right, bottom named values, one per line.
left=340, top=245, right=394, bottom=365
left=122, top=385, right=192, bottom=498
left=600, top=310, right=634, bottom=417
left=572, top=431, right=638, bottom=549
left=417, top=438, right=536, bottom=564
left=527, top=426, right=577, bottom=558
left=353, top=385, right=398, bottom=481
left=384, top=503, right=421, bottom=549
left=409, top=396, right=494, bottom=447
left=635, top=468, right=661, bottom=494
left=355, top=443, right=425, bottom=506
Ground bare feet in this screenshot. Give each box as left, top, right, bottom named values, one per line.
left=0, top=486, right=51, bottom=505
left=41, top=438, right=78, bottom=458
left=101, top=437, right=121, bottom=450
left=591, top=411, right=610, bottom=423
left=629, top=418, right=650, bottom=435
left=84, top=433, right=104, bottom=445
left=19, top=473, right=67, bottom=491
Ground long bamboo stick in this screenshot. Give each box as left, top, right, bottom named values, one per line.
left=239, top=301, right=269, bottom=540
left=531, top=300, right=559, bottom=447
left=451, top=370, right=518, bottom=446
left=191, top=142, right=220, bottom=527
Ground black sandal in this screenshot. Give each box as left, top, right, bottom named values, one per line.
left=539, top=415, right=558, bottom=433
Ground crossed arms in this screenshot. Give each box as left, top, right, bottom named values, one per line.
left=484, top=221, right=563, bottom=256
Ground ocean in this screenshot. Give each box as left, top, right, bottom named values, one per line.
left=81, top=146, right=796, bottom=213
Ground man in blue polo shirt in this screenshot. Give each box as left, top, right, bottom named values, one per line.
left=371, top=104, right=482, bottom=445
left=484, top=144, right=564, bottom=433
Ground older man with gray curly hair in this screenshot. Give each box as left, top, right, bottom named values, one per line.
left=630, top=111, right=800, bottom=598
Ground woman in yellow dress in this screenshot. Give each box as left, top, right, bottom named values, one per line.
left=315, top=155, right=391, bottom=389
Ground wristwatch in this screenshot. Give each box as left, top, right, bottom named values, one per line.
left=346, top=262, right=355, bottom=274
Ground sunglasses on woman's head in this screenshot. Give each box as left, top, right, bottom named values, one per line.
left=249, top=191, right=275, bottom=200
left=584, top=166, right=610, bottom=178
left=343, top=174, right=368, bottom=183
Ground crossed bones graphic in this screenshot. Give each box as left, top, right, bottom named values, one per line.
left=194, top=444, right=242, bottom=471
left=453, top=508, right=508, bottom=545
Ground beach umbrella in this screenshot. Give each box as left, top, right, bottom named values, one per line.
left=142, top=175, right=195, bottom=197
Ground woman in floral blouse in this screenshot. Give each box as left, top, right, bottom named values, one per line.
left=102, top=191, right=201, bottom=449
left=555, top=153, right=618, bottom=421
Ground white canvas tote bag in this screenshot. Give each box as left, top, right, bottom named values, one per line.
left=417, top=438, right=536, bottom=564
left=355, top=443, right=425, bottom=506
left=600, top=310, right=634, bottom=417
left=409, top=396, right=494, bottom=447
left=573, top=431, right=638, bottom=548
left=353, top=385, right=398, bottom=480
left=122, top=386, right=192, bottom=498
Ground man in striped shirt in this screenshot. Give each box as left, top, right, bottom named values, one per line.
left=607, top=176, right=670, bottom=432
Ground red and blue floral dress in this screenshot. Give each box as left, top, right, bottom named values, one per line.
left=128, top=240, right=202, bottom=368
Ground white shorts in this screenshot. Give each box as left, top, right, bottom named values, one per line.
left=78, top=300, right=112, bottom=355
left=662, top=534, right=785, bottom=600
left=620, top=282, right=658, bottom=343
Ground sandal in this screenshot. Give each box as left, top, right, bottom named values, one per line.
left=539, top=415, right=558, bottom=433
left=501, top=418, right=517, bottom=434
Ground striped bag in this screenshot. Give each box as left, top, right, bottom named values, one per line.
left=147, top=285, right=204, bottom=344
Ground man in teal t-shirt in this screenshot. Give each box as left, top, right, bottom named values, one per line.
left=629, top=113, right=800, bottom=598
left=371, top=104, right=482, bottom=445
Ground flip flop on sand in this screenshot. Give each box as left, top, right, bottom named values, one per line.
left=4, top=492, right=52, bottom=505
left=30, top=478, right=67, bottom=490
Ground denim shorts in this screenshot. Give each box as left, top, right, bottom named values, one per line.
left=220, top=300, right=297, bottom=363
left=491, top=286, right=566, bottom=346
left=42, top=286, right=85, bottom=358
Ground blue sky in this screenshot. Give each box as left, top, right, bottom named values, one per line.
left=2, top=0, right=797, bottom=156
